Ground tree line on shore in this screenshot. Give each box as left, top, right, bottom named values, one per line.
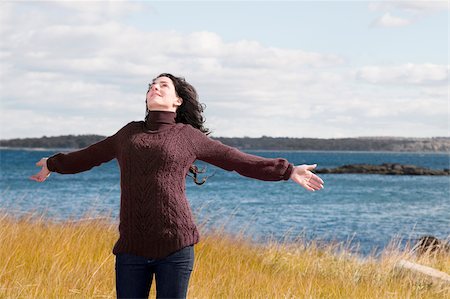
left=1, top=134, right=449, bottom=152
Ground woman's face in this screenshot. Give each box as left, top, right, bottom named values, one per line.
left=146, top=76, right=183, bottom=112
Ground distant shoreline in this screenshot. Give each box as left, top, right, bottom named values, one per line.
left=0, top=146, right=76, bottom=152
left=1, top=146, right=449, bottom=154
left=2, top=135, right=449, bottom=152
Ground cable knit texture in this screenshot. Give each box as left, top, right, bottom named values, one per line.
left=46, top=110, right=294, bottom=259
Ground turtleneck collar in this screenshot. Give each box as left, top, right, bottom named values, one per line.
left=145, top=110, right=177, bottom=131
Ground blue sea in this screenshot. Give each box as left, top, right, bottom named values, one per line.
left=1, top=148, right=449, bottom=256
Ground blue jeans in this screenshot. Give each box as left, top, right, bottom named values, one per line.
left=115, top=245, right=194, bottom=299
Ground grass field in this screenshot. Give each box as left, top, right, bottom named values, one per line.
left=0, top=211, right=449, bottom=298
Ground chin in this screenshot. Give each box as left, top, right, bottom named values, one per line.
left=148, top=106, right=169, bottom=111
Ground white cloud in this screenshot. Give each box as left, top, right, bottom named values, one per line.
left=0, top=2, right=447, bottom=139
left=371, top=12, right=413, bottom=27
left=369, top=1, right=448, bottom=13
left=0, top=2, right=347, bottom=139
left=354, top=63, right=448, bottom=85
left=368, top=0, right=448, bottom=28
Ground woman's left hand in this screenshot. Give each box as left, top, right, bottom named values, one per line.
left=290, top=164, right=324, bottom=192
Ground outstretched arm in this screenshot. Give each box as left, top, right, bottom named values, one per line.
left=46, top=134, right=117, bottom=174
left=29, top=134, right=117, bottom=183
left=199, top=142, right=294, bottom=181
left=186, top=127, right=291, bottom=181
left=29, top=122, right=130, bottom=182
left=185, top=126, right=325, bottom=190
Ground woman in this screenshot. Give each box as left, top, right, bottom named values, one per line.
left=30, top=73, right=324, bottom=299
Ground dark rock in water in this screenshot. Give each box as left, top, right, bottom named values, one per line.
left=314, top=163, right=450, bottom=175
left=413, top=235, right=450, bottom=255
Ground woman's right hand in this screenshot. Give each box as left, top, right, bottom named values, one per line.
left=29, top=157, right=51, bottom=182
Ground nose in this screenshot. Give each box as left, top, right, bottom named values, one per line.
left=151, top=83, right=160, bottom=92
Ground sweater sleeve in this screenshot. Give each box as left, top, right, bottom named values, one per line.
left=46, top=122, right=129, bottom=174
left=185, top=125, right=294, bottom=181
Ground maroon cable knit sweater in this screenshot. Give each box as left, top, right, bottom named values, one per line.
left=46, top=110, right=294, bottom=259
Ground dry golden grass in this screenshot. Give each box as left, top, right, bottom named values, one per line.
left=0, top=211, right=449, bottom=298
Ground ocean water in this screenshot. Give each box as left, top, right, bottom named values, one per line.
left=1, top=148, right=449, bottom=256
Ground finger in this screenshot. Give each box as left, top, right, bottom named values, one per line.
left=293, top=176, right=317, bottom=191
left=36, top=159, right=45, bottom=167
left=307, top=186, right=316, bottom=192
left=306, top=164, right=317, bottom=170
left=302, top=181, right=316, bottom=192
left=30, top=176, right=41, bottom=182
left=307, top=180, right=322, bottom=190
left=311, top=174, right=324, bottom=185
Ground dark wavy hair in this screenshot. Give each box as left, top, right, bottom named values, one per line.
left=145, top=73, right=215, bottom=185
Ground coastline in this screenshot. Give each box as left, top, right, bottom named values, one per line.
left=1, top=146, right=450, bottom=154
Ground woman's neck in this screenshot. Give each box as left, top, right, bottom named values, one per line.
left=145, top=110, right=177, bottom=131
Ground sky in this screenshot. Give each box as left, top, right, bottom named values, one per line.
left=0, top=0, right=448, bottom=139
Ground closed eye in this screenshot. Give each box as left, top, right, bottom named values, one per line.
left=148, top=81, right=170, bottom=89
